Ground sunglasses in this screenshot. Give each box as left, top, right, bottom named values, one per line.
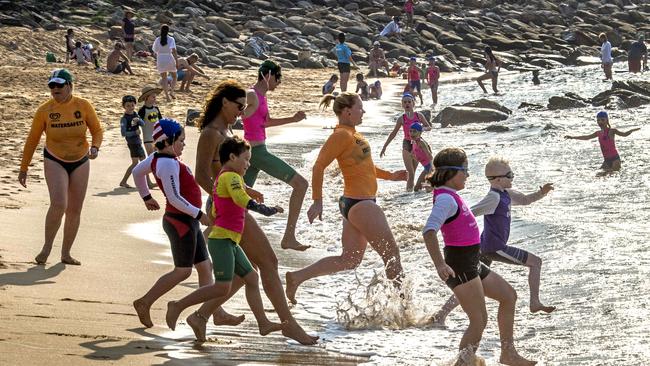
left=48, top=82, right=67, bottom=89
left=231, top=100, right=246, bottom=111
left=487, top=171, right=514, bottom=180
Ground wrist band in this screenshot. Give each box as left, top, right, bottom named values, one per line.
left=142, top=194, right=152, bottom=201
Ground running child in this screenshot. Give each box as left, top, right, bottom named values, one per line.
left=422, top=148, right=536, bottom=366
left=355, top=73, right=369, bottom=101
left=409, top=122, right=433, bottom=192
left=165, top=136, right=285, bottom=341
left=426, top=56, right=440, bottom=105
left=119, top=95, right=153, bottom=188
left=380, top=93, right=431, bottom=191
left=431, top=156, right=555, bottom=327
left=323, top=74, right=338, bottom=95
left=369, top=80, right=382, bottom=99
left=565, top=111, right=640, bottom=171
left=131, top=118, right=213, bottom=328
left=407, top=57, right=423, bottom=105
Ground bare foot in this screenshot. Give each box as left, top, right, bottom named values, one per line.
left=212, top=308, right=245, bottom=326
left=119, top=182, right=132, bottom=188
left=500, top=352, right=537, bottom=366
left=280, top=237, right=311, bottom=251
left=530, top=303, right=556, bottom=314
left=282, top=319, right=318, bottom=345
left=429, top=312, right=447, bottom=328
left=285, top=272, right=300, bottom=305
left=187, top=311, right=208, bottom=342
left=133, top=298, right=153, bottom=328
left=34, top=250, right=50, bottom=265
left=61, top=256, right=81, bottom=265
left=258, top=320, right=286, bottom=336
left=166, top=301, right=181, bottom=330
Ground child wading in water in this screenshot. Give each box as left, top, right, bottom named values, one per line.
left=165, top=136, right=285, bottom=341
left=431, top=156, right=555, bottom=327
left=407, top=56, right=423, bottom=105
left=119, top=95, right=152, bottom=188
left=565, top=111, right=640, bottom=172
left=131, top=119, right=214, bottom=328
left=422, top=148, right=536, bottom=366
left=426, top=56, right=440, bottom=105
left=410, top=122, right=433, bottom=192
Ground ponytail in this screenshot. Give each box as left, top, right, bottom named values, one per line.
left=160, top=25, right=169, bottom=46
left=319, top=92, right=358, bottom=115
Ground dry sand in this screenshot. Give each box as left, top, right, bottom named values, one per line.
left=0, top=25, right=475, bottom=365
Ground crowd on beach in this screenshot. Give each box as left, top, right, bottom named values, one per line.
left=15, top=2, right=650, bottom=365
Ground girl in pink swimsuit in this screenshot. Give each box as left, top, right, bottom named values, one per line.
left=565, top=111, right=640, bottom=171
left=409, top=122, right=433, bottom=191
left=422, top=148, right=536, bottom=366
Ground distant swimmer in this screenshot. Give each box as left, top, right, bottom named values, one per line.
left=380, top=93, right=432, bottom=191
left=431, top=156, right=556, bottom=328
left=165, top=136, right=285, bottom=341
left=285, top=92, right=406, bottom=305
left=421, top=148, right=536, bottom=366
left=477, top=46, right=501, bottom=94
left=565, top=111, right=640, bottom=172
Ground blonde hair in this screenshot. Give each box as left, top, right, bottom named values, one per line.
left=319, top=92, right=359, bottom=115
left=484, top=156, right=510, bottom=176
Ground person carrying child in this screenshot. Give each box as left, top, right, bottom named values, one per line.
left=409, top=122, right=433, bottom=191
left=119, top=95, right=153, bottom=188
left=422, top=148, right=536, bottom=366
left=564, top=111, right=640, bottom=172
left=164, top=136, right=286, bottom=340
left=131, top=118, right=215, bottom=328
left=407, top=56, right=423, bottom=105
left=431, top=156, right=555, bottom=327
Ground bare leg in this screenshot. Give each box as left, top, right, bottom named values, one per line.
left=194, top=257, right=245, bottom=325
left=476, top=73, right=490, bottom=93
left=120, top=158, right=139, bottom=187
left=124, top=61, right=134, bottom=75
left=241, top=270, right=285, bottom=335
left=60, top=161, right=89, bottom=265
left=280, top=174, right=310, bottom=251
left=186, top=72, right=197, bottom=92
left=525, top=254, right=555, bottom=313
left=491, top=74, right=499, bottom=94
left=414, top=168, right=428, bottom=191
left=452, top=277, right=487, bottom=354
left=169, top=72, right=177, bottom=99
left=340, top=72, right=350, bottom=92
left=160, top=72, right=170, bottom=101
left=36, top=159, right=69, bottom=264
left=482, top=272, right=536, bottom=366
left=402, top=149, right=417, bottom=191
left=431, top=86, right=438, bottom=105
left=286, top=219, right=367, bottom=304
left=431, top=294, right=460, bottom=327
left=166, top=281, right=230, bottom=330
left=134, top=267, right=192, bottom=328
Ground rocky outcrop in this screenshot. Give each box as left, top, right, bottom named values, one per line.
left=547, top=81, right=650, bottom=110
left=433, top=106, right=509, bottom=127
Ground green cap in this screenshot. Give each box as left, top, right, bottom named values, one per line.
left=48, top=69, right=74, bottom=84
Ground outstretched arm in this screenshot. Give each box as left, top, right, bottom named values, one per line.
left=508, top=183, right=553, bottom=206
left=266, top=111, right=306, bottom=127
left=564, top=131, right=598, bottom=140
left=614, top=128, right=640, bottom=137
left=380, top=117, right=403, bottom=157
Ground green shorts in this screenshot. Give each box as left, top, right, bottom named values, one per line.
left=243, top=144, right=297, bottom=187
left=208, top=238, right=254, bottom=282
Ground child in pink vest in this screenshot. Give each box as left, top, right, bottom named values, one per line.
left=422, top=147, right=535, bottom=366
left=409, top=122, right=433, bottom=191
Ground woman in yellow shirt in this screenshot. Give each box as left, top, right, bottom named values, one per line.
left=18, top=69, right=103, bottom=265
left=285, top=92, right=406, bottom=304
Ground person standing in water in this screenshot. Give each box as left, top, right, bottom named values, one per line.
left=422, top=148, right=536, bottom=366
left=285, top=92, right=406, bottom=305
left=380, top=93, right=431, bottom=191
left=476, top=46, right=501, bottom=94
left=431, top=157, right=556, bottom=327
left=565, top=111, right=640, bottom=171
left=191, top=80, right=318, bottom=345
left=242, top=60, right=310, bottom=251
left=599, top=33, right=613, bottom=80
left=426, top=56, right=440, bottom=105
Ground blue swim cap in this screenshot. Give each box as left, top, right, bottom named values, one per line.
left=410, top=56, right=416, bottom=61
left=402, top=92, right=414, bottom=100
left=375, top=80, right=381, bottom=86
left=596, top=111, right=608, bottom=119
left=153, top=118, right=182, bottom=143
left=410, top=122, right=423, bottom=131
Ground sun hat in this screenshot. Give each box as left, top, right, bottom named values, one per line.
left=48, top=69, right=74, bottom=85
left=138, top=85, right=163, bottom=103
left=153, top=118, right=182, bottom=143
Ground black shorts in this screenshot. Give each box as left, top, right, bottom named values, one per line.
left=162, top=212, right=209, bottom=268
left=338, top=196, right=375, bottom=220
left=111, top=61, right=127, bottom=74
left=443, top=244, right=491, bottom=290
left=338, top=62, right=351, bottom=73
left=402, top=139, right=412, bottom=152
left=480, top=245, right=529, bottom=267
left=44, top=148, right=88, bottom=176
left=127, top=142, right=145, bottom=158
left=124, top=35, right=134, bottom=43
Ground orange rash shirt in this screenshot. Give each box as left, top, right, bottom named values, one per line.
left=20, top=96, right=103, bottom=171
left=312, top=124, right=392, bottom=200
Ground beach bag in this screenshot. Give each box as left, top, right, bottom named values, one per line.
left=46, top=52, right=56, bottom=62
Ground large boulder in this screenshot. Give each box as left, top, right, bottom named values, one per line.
left=433, top=106, right=509, bottom=127
left=547, top=95, right=588, bottom=110
left=459, top=99, right=512, bottom=115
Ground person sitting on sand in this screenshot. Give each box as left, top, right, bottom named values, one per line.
left=131, top=118, right=216, bottom=328
left=165, top=136, right=286, bottom=341
left=355, top=73, right=369, bottom=101
left=431, top=156, right=556, bottom=327
left=71, top=41, right=89, bottom=65
left=368, top=41, right=390, bottom=77
left=390, top=61, right=404, bottom=77
left=564, top=111, right=640, bottom=172
left=323, top=74, right=338, bottom=95
left=119, top=95, right=152, bottom=188
left=369, top=80, right=382, bottom=99
left=177, top=53, right=211, bottom=93
left=106, top=42, right=134, bottom=75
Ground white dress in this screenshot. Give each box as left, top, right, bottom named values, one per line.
left=152, top=36, right=177, bottom=73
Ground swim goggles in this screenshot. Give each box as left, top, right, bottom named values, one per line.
left=487, top=171, right=514, bottom=180
left=436, top=166, right=468, bottom=172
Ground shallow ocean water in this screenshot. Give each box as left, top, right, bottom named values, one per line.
left=130, top=63, right=650, bottom=365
